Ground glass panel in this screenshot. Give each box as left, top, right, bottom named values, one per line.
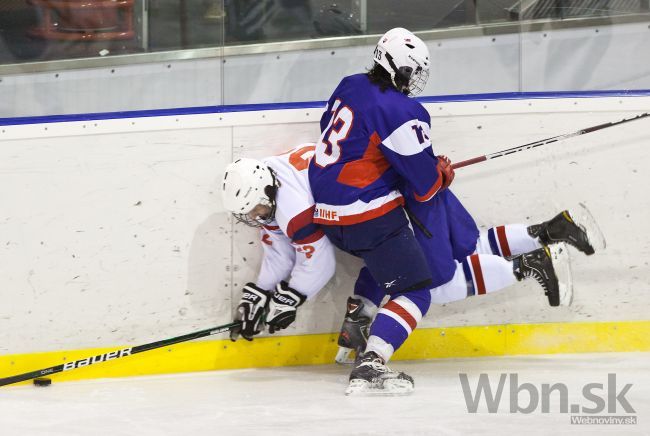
left=518, top=0, right=650, bottom=92
left=1, top=0, right=650, bottom=115
left=3, top=1, right=650, bottom=64
left=0, top=0, right=147, bottom=63
left=510, top=0, right=647, bottom=21
left=148, top=0, right=224, bottom=51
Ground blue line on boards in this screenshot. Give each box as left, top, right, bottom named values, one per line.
left=1, top=89, right=649, bottom=127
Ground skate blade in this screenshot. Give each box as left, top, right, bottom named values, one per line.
left=571, top=203, right=606, bottom=254
left=344, top=379, right=414, bottom=396
left=335, top=347, right=356, bottom=365
left=549, top=242, right=573, bottom=306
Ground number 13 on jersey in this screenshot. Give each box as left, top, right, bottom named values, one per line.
left=314, top=99, right=355, bottom=168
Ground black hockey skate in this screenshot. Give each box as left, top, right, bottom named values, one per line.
left=513, top=247, right=561, bottom=306
left=345, top=351, right=414, bottom=396
left=528, top=210, right=595, bottom=255
left=335, top=297, right=371, bottom=365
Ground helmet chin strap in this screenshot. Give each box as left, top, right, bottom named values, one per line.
left=264, top=167, right=279, bottom=220
left=384, top=52, right=411, bottom=94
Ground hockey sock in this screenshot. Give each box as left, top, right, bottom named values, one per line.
left=429, top=255, right=517, bottom=304
left=461, top=253, right=517, bottom=296
left=365, top=288, right=431, bottom=362
left=476, top=224, right=541, bottom=258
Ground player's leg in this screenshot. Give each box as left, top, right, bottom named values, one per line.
left=442, top=190, right=480, bottom=260
left=335, top=267, right=381, bottom=364
left=476, top=210, right=596, bottom=258
left=475, top=224, right=541, bottom=257
left=331, top=208, right=432, bottom=395
left=348, top=285, right=431, bottom=395
left=434, top=248, right=569, bottom=307
left=364, top=287, right=430, bottom=363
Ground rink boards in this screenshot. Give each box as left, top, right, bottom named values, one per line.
left=1, top=93, right=649, bottom=384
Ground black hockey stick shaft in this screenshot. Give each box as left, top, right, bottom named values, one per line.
left=0, top=321, right=241, bottom=387
left=452, top=112, right=650, bottom=169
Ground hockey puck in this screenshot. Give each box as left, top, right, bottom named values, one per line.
left=33, top=378, right=52, bottom=387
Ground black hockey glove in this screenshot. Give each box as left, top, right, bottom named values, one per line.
left=230, top=283, right=271, bottom=341
left=266, top=281, right=307, bottom=334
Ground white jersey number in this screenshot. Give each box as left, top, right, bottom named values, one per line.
left=315, top=99, right=354, bottom=168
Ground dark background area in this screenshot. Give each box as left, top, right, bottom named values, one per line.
left=1, top=0, right=645, bottom=65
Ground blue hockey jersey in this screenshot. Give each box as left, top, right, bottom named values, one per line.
left=308, top=73, right=442, bottom=225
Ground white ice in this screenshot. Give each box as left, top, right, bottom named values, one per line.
left=0, top=352, right=648, bottom=436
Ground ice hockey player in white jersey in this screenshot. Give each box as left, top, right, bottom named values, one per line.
left=221, top=144, right=335, bottom=340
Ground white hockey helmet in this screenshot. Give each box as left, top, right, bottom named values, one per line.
left=221, top=158, right=277, bottom=227
left=373, top=27, right=430, bottom=96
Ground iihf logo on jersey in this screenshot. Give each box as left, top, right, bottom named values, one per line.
left=314, top=207, right=339, bottom=221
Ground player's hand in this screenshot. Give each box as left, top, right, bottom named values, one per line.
left=230, top=283, right=270, bottom=341
left=437, top=155, right=455, bottom=190
left=266, top=282, right=307, bottom=334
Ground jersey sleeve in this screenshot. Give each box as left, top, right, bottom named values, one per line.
left=288, top=234, right=336, bottom=299
left=256, top=227, right=334, bottom=299
left=378, top=106, right=443, bottom=202
left=256, top=228, right=296, bottom=291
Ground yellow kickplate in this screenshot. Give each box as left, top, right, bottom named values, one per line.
left=1, top=320, right=648, bottom=386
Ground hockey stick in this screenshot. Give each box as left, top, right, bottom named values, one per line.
left=451, top=112, right=650, bottom=169
left=0, top=321, right=241, bottom=387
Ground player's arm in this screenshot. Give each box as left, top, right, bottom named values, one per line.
left=256, top=228, right=295, bottom=291
left=380, top=116, right=454, bottom=202
left=230, top=227, right=295, bottom=341
left=288, top=234, right=336, bottom=299
left=265, top=229, right=336, bottom=334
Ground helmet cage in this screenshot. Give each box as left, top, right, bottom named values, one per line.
left=231, top=171, right=278, bottom=228
left=384, top=51, right=429, bottom=97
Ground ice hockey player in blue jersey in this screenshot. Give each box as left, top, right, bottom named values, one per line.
left=308, top=27, right=449, bottom=395
left=309, top=27, right=602, bottom=396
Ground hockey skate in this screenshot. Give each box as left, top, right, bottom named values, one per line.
left=549, top=242, right=573, bottom=306
left=528, top=205, right=604, bottom=255
left=513, top=244, right=572, bottom=307
left=335, top=297, right=371, bottom=365
left=345, top=352, right=414, bottom=396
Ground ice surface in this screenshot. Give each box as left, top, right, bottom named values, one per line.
left=0, top=352, right=648, bottom=436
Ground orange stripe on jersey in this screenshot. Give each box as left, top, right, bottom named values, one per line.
left=294, top=229, right=325, bottom=245
left=336, top=132, right=390, bottom=189
left=313, top=197, right=404, bottom=226
left=263, top=224, right=280, bottom=231
left=496, top=226, right=512, bottom=257
left=470, top=254, right=487, bottom=295
left=413, top=166, right=442, bottom=202
left=383, top=300, right=417, bottom=331
left=286, top=205, right=316, bottom=240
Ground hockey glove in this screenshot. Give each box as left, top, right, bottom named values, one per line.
left=230, top=283, right=270, bottom=341
left=266, top=282, right=307, bottom=334
left=437, top=155, right=455, bottom=190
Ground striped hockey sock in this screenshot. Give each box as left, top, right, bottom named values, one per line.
left=461, top=253, right=516, bottom=296
left=476, top=224, right=541, bottom=258
left=365, top=288, right=431, bottom=362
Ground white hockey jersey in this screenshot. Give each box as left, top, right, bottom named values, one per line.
left=256, top=144, right=335, bottom=299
